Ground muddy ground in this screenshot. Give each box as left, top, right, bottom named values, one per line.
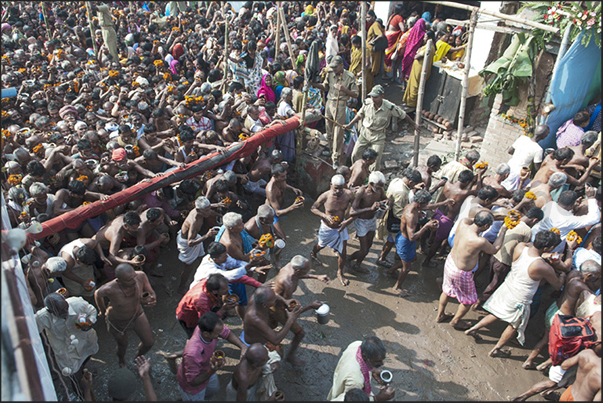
left=59, top=80, right=555, bottom=401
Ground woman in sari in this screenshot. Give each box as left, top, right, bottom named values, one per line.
left=403, top=30, right=436, bottom=108
left=383, top=4, right=406, bottom=80
left=399, top=18, right=427, bottom=83
left=256, top=74, right=276, bottom=103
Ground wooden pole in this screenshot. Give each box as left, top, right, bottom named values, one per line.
left=361, top=1, right=367, bottom=100
left=277, top=4, right=295, bottom=65
left=422, top=0, right=559, bottom=34
left=275, top=2, right=281, bottom=61
left=221, top=1, right=228, bottom=94
left=85, top=2, right=98, bottom=59
left=413, top=39, right=434, bottom=167
left=41, top=2, right=51, bottom=41
left=454, top=10, right=477, bottom=161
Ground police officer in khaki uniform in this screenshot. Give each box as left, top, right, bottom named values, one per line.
left=315, top=56, right=359, bottom=167
left=347, top=85, right=418, bottom=172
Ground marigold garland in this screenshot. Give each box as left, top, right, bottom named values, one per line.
left=525, top=191, right=537, bottom=200
left=566, top=230, right=582, bottom=244
left=8, top=174, right=23, bottom=185
left=258, top=233, right=274, bottom=248
left=549, top=227, right=561, bottom=235
left=474, top=162, right=489, bottom=169
left=33, top=144, right=45, bottom=154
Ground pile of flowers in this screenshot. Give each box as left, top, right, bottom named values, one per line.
left=184, top=95, right=204, bottom=107
left=500, top=113, right=529, bottom=135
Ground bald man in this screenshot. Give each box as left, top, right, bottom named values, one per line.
left=94, top=264, right=156, bottom=367
left=226, top=343, right=271, bottom=401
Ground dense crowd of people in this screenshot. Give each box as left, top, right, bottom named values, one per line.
left=1, top=0, right=601, bottom=401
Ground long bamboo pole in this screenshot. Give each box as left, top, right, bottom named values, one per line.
left=275, top=2, right=281, bottom=60
left=221, top=1, right=228, bottom=94
left=277, top=4, right=295, bottom=64
left=413, top=39, right=434, bottom=167
left=41, top=2, right=51, bottom=41
left=454, top=10, right=477, bottom=161
left=422, top=0, right=559, bottom=34
left=85, top=2, right=98, bottom=59
left=361, top=2, right=367, bottom=100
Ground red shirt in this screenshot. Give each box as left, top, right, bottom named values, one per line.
left=176, top=279, right=223, bottom=328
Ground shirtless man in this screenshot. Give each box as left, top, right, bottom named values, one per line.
left=523, top=258, right=599, bottom=370
left=416, top=154, right=446, bottom=195
left=217, top=212, right=271, bottom=281
left=310, top=174, right=355, bottom=286
left=136, top=207, right=178, bottom=274
left=532, top=147, right=598, bottom=188
left=93, top=212, right=159, bottom=277
left=347, top=171, right=389, bottom=273
left=348, top=148, right=378, bottom=190
left=244, top=149, right=283, bottom=197
left=265, top=163, right=304, bottom=239
left=423, top=170, right=480, bottom=267
left=204, top=170, right=239, bottom=201
left=387, top=190, right=452, bottom=296
left=242, top=286, right=303, bottom=398
left=559, top=347, right=601, bottom=401
left=99, top=147, right=158, bottom=182
left=269, top=256, right=328, bottom=366
left=336, top=166, right=352, bottom=185
left=94, top=263, right=156, bottom=367
left=246, top=205, right=285, bottom=267
left=176, top=196, right=220, bottom=294
left=482, top=163, right=513, bottom=199
left=563, top=131, right=599, bottom=176
left=59, top=237, right=109, bottom=300
left=228, top=343, right=270, bottom=401
left=436, top=210, right=508, bottom=330
left=526, top=172, right=567, bottom=209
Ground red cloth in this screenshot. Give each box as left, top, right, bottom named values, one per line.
left=177, top=325, right=230, bottom=395
left=176, top=279, right=223, bottom=328
left=355, top=345, right=372, bottom=396
left=173, top=43, right=184, bottom=60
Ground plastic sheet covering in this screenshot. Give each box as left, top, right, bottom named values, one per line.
left=538, top=31, right=602, bottom=150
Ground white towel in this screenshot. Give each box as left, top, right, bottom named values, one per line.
left=317, top=221, right=350, bottom=255
left=176, top=230, right=205, bottom=264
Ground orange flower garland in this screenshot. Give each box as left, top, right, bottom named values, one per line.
left=504, top=210, right=521, bottom=230
left=8, top=174, right=23, bottom=185
left=566, top=230, right=582, bottom=244
left=525, top=191, right=537, bottom=200
left=549, top=227, right=561, bottom=235
left=474, top=162, right=489, bottom=169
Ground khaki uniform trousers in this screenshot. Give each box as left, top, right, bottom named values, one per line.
left=351, top=126, right=385, bottom=172
left=325, top=100, right=347, bottom=164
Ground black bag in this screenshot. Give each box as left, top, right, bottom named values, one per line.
left=385, top=210, right=401, bottom=233
left=372, top=35, right=388, bottom=52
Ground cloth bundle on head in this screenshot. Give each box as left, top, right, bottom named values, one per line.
left=400, top=19, right=427, bottom=80
left=45, top=257, right=67, bottom=273
left=172, top=43, right=184, bottom=60
left=135, top=76, right=149, bottom=86
left=59, top=105, right=78, bottom=119
left=112, top=148, right=127, bottom=161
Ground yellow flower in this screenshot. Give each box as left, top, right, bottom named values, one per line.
left=172, top=27, right=180, bottom=32
left=77, top=175, right=89, bottom=184
left=258, top=233, right=274, bottom=248
left=222, top=196, right=232, bottom=204
left=154, top=60, right=164, bottom=66
left=549, top=227, right=561, bottom=235
left=525, top=191, right=537, bottom=200
left=109, top=70, right=119, bottom=77
left=8, top=174, right=22, bottom=185
left=566, top=230, right=582, bottom=244
left=33, top=144, right=45, bottom=154
left=18, top=68, right=26, bottom=74
left=474, top=162, right=489, bottom=169
left=239, top=133, right=250, bottom=141
left=163, top=72, right=171, bottom=81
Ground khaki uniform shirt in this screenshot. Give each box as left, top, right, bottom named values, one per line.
left=357, top=98, right=406, bottom=137
left=323, top=69, right=359, bottom=105
left=493, top=221, right=532, bottom=266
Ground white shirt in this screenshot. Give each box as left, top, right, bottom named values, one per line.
left=573, top=247, right=601, bottom=271
left=326, top=33, right=339, bottom=61
left=190, top=254, right=248, bottom=289
left=507, top=135, right=543, bottom=173
left=277, top=101, right=295, bottom=119
left=35, top=297, right=99, bottom=373
left=531, top=199, right=600, bottom=253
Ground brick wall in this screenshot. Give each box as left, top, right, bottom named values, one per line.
left=479, top=93, right=525, bottom=168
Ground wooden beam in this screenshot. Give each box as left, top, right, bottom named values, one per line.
left=221, top=1, right=228, bottom=94
left=275, top=2, right=281, bottom=61
left=277, top=4, right=296, bottom=64
left=445, top=18, right=532, bottom=35
left=413, top=39, right=434, bottom=167
left=454, top=9, right=478, bottom=161
left=422, top=0, right=560, bottom=34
